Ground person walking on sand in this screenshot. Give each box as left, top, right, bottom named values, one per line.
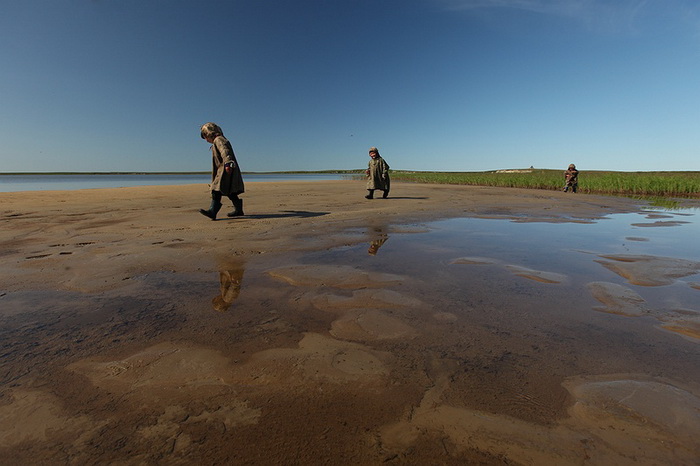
left=365, top=146, right=390, bottom=199
left=564, top=163, right=579, bottom=193
left=199, top=122, right=245, bottom=220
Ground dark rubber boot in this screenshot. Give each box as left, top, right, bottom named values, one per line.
left=365, top=190, right=374, bottom=199
left=199, top=196, right=222, bottom=220
left=227, top=199, right=245, bottom=217
left=382, top=189, right=389, bottom=199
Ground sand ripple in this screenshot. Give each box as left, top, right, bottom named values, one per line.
left=586, top=281, right=650, bottom=316
left=247, top=332, right=391, bottom=382
left=657, top=308, right=700, bottom=340
left=312, top=288, right=423, bottom=311
left=330, top=309, right=417, bottom=341
left=505, top=265, right=567, bottom=284
left=380, top=370, right=700, bottom=465
left=266, top=265, right=404, bottom=289
left=595, top=254, right=700, bottom=286
left=449, top=256, right=500, bottom=265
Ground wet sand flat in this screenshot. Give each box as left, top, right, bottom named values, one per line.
left=1, top=181, right=700, bottom=465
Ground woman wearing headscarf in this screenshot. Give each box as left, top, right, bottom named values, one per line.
left=199, top=122, right=245, bottom=219
left=365, top=146, right=390, bottom=199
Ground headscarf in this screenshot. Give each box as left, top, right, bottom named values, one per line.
left=201, top=122, right=224, bottom=139
left=568, top=164, right=576, bottom=170
left=369, top=147, right=380, bottom=156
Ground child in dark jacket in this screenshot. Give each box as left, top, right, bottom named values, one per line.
left=564, top=163, right=579, bottom=193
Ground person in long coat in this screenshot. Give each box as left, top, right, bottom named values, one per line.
left=199, top=122, right=245, bottom=220
left=365, top=146, right=390, bottom=199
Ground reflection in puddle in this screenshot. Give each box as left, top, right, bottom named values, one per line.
left=2, top=209, right=700, bottom=463
left=367, top=227, right=389, bottom=256
left=212, top=264, right=246, bottom=312
left=368, top=236, right=388, bottom=255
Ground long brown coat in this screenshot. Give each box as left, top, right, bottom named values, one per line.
left=210, top=136, right=244, bottom=195
left=367, top=156, right=390, bottom=190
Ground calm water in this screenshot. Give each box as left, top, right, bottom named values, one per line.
left=0, top=173, right=353, bottom=192
left=1, top=205, right=699, bottom=463
left=208, top=209, right=700, bottom=461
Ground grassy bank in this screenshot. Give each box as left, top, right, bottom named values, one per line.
left=387, top=169, right=700, bottom=198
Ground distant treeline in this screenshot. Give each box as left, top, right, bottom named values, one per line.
left=388, top=169, right=700, bottom=198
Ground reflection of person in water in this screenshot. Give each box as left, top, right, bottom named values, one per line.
left=368, top=237, right=388, bottom=255
left=212, top=267, right=245, bottom=312
left=368, top=235, right=389, bottom=255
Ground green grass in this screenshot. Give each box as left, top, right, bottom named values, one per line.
left=4, top=169, right=698, bottom=198
left=386, top=169, right=700, bottom=198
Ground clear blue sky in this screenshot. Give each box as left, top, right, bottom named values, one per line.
left=2, top=0, right=699, bottom=173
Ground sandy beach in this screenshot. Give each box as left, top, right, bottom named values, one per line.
left=1, top=180, right=699, bottom=464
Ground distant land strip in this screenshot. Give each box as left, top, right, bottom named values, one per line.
left=2, top=169, right=698, bottom=198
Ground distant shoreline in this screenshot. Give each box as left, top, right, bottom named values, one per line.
left=2, top=170, right=697, bottom=198
left=0, top=170, right=363, bottom=176
left=1, top=168, right=698, bottom=176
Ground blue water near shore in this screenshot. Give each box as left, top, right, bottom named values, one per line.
left=0, top=173, right=354, bottom=192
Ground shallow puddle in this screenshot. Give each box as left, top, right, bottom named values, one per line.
left=1, top=209, right=699, bottom=464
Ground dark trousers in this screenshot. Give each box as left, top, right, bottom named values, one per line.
left=209, top=191, right=240, bottom=214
